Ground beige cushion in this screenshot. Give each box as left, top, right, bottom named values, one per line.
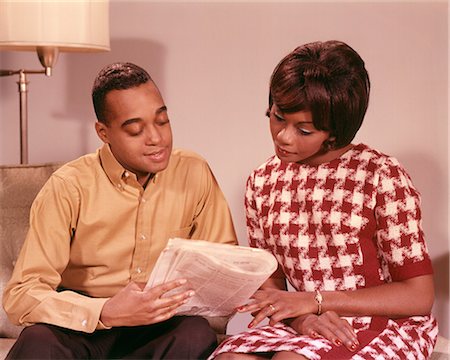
left=0, top=163, right=61, bottom=338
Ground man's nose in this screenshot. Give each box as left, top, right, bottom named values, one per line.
left=144, top=124, right=161, bottom=145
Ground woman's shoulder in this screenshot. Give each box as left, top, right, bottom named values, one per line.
left=351, top=143, right=405, bottom=170
left=250, top=155, right=282, bottom=176
left=352, top=144, right=416, bottom=191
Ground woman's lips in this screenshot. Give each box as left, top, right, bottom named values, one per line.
left=277, top=145, right=295, bottom=156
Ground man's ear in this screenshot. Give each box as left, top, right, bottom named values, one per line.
left=95, top=121, right=109, bottom=143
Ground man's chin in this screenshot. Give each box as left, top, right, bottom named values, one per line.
left=144, top=159, right=170, bottom=174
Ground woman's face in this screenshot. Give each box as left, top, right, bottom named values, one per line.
left=269, top=104, right=330, bottom=165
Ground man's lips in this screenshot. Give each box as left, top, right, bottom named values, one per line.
left=144, top=149, right=166, bottom=160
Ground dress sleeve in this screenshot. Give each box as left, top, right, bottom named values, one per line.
left=2, top=175, right=108, bottom=333
left=374, top=157, right=433, bottom=281
left=245, top=172, right=267, bottom=250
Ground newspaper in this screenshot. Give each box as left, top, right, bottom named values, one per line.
left=145, top=238, right=278, bottom=317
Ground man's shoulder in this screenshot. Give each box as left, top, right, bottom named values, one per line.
left=168, top=148, right=210, bottom=171
left=52, top=151, right=100, bottom=182
left=170, top=148, right=207, bottom=164
left=161, top=148, right=211, bottom=182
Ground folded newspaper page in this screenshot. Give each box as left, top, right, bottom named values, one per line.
left=145, top=238, right=278, bottom=317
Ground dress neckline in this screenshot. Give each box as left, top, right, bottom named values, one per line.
left=278, top=143, right=367, bottom=169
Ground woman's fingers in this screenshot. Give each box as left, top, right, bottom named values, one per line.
left=313, top=312, right=359, bottom=351
left=247, top=303, right=278, bottom=328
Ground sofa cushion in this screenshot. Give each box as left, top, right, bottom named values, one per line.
left=0, top=163, right=61, bottom=338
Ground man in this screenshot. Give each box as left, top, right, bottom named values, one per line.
left=3, top=62, right=237, bottom=359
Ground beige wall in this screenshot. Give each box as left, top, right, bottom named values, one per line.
left=0, top=1, right=448, bottom=337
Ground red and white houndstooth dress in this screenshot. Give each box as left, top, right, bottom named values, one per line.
left=211, top=144, right=437, bottom=359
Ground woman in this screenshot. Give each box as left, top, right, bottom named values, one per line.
left=211, top=40, right=437, bottom=359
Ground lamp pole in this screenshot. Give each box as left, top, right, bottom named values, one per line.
left=1, top=68, right=46, bottom=164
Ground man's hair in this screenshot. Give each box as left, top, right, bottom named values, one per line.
left=269, top=40, right=370, bottom=148
left=92, top=62, right=152, bottom=123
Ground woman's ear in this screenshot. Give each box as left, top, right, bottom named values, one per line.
left=321, top=136, right=336, bottom=151
left=95, top=121, right=109, bottom=144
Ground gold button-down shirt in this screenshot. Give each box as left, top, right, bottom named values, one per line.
left=3, top=144, right=237, bottom=332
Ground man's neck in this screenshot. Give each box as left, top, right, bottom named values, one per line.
left=140, top=173, right=155, bottom=189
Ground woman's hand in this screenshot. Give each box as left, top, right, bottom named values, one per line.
left=291, top=312, right=359, bottom=351
left=237, top=288, right=317, bottom=328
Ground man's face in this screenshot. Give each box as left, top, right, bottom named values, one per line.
left=95, top=81, right=173, bottom=184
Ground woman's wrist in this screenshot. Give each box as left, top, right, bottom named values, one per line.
left=314, top=290, right=323, bottom=315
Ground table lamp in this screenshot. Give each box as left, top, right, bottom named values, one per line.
left=0, top=0, right=110, bottom=164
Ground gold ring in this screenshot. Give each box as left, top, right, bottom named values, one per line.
left=268, top=304, right=276, bottom=312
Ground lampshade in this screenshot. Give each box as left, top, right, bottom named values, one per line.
left=0, top=0, right=110, bottom=53
left=0, top=0, right=110, bottom=165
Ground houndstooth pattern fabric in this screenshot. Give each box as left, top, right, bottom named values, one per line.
left=210, top=144, right=437, bottom=359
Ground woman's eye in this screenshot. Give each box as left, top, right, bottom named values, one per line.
left=297, top=128, right=312, bottom=136
left=274, top=113, right=285, bottom=122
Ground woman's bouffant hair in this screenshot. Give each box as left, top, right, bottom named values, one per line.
left=92, top=62, right=152, bottom=124
left=269, top=40, right=370, bottom=148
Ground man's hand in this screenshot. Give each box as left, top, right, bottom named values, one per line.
left=100, top=279, right=194, bottom=327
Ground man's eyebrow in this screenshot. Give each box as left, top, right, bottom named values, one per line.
left=121, top=118, right=142, bottom=128
left=120, top=106, right=168, bottom=128
left=156, top=105, right=168, bottom=114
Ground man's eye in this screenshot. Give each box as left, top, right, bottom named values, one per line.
left=157, top=118, right=170, bottom=126
left=127, top=127, right=143, bottom=136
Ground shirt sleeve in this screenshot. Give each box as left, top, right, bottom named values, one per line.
left=2, top=175, right=109, bottom=333
left=374, top=157, right=433, bottom=281
left=189, top=160, right=237, bottom=245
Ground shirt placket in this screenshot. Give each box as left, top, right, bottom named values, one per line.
left=123, top=172, right=152, bottom=283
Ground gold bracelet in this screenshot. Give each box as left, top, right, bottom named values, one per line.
left=314, top=290, right=323, bottom=315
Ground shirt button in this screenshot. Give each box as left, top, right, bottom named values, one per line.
left=141, top=198, right=146, bottom=203
left=81, top=319, right=87, bottom=327
left=136, top=267, right=142, bottom=274
left=117, top=184, right=123, bottom=189
left=140, top=234, right=146, bottom=240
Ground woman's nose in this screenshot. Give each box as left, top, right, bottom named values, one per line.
left=277, top=126, right=294, bottom=144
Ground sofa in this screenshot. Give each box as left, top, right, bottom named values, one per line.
left=1, top=163, right=63, bottom=359
left=0, top=163, right=449, bottom=359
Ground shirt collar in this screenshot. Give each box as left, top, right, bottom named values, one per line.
left=99, top=144, right=131, bottom=187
